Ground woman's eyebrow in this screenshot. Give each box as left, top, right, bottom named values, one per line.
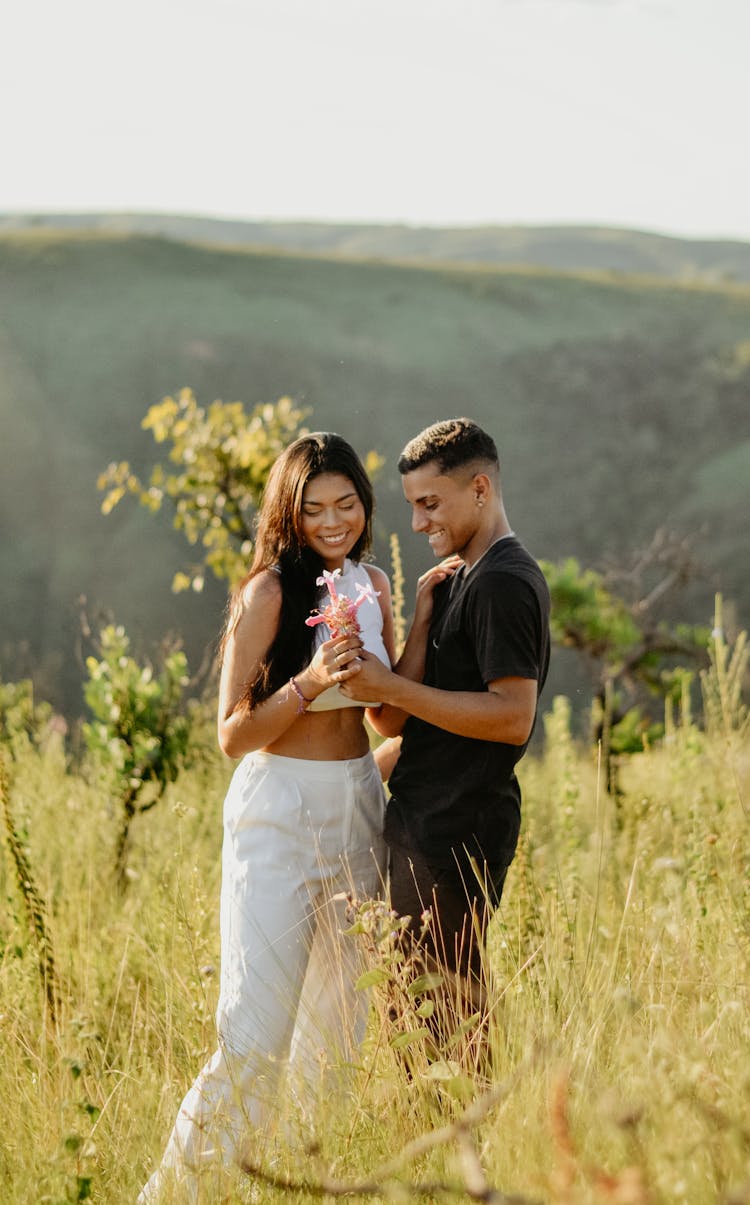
left=303, top=491, right=358, bottom=507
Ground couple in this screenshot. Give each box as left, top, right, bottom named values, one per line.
left=139, top=417, right=550, bottom=1202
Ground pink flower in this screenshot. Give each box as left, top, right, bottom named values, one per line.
left=305, top=568, right=378, bottom=637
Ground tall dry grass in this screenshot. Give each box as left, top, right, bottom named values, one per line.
left=0, top=673, right=748, bottom=1202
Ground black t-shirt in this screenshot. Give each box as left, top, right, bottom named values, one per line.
left=385, top=536, right=550, bottom=868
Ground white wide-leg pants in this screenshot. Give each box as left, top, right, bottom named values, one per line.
left=138, top=750, right=385, bottom=1203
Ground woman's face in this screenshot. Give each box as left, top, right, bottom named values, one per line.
left=300, top=472, right=366, bottom=570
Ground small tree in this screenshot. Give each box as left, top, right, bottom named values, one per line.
left=98, top=388, right=309, bottom=591
left=82, top=624, right=197, bottom=888
left=541, top=530, right=710, bottom=791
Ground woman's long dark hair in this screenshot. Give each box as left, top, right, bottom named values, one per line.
left=222, top=432, right=375, bottom=708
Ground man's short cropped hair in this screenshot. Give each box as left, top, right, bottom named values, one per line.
left=398, top=417, right=499, bottom=476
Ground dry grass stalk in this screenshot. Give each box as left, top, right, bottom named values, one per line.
left=389, top=531, right=407, bottom=657
left=0, top=746, right=60, bottom=1024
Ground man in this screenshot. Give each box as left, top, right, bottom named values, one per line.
left=342, top=417, right=550, bottom=1001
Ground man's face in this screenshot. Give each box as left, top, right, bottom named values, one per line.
left=402, top=462, right=482, bottom=561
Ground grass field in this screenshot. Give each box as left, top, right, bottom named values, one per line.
left=1, top=651, right=748, bottom=1202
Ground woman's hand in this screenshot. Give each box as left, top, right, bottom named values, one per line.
left=302, top=633, right=364, bottom=694
left=413, top=555, right=463, bottom=626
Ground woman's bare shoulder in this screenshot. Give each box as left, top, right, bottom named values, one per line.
left=240, top=568, right=283, bottom=608
left=363, top=563, right=391, bottom=594
left=232, top=570, right=283, bottom=638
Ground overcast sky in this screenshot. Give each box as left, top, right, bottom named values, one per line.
left=3, top=0, right=749, bottom=240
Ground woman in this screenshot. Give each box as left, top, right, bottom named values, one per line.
left=139, top=432, right=396, bottom=1203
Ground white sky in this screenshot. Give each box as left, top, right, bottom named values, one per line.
left=3, top=0, right=749, bottom=240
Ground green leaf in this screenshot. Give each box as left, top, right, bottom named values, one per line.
left=355, top=967, right=391, bottom=990
left=407, top=972, right=444, bottom=995
left=422, top=1058, right=461, bottom=1080
left=422, top=1060, right=476, bottom=1101
left=389, top=1027, right=432, bottom=1050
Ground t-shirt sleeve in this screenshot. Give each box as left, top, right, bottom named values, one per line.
left=468, top=570, right=546, bottom=684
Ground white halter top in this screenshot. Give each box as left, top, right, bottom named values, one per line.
left=307, top=559, right=390, bottom=711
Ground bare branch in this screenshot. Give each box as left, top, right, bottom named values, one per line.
left=241, top=1070, right=543, bottom=1204
left=601, top=527, right=702, bottom=618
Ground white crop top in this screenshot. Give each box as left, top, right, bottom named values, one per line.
left=307, top=559, right=390, bottom=711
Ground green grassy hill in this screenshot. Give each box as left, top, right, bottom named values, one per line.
left=1, top=229, right=749, bottom=715
left=4, top=212, right=750, bottom=281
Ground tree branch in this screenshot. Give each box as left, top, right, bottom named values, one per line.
left=241, top=1073, right=542, bottom=1203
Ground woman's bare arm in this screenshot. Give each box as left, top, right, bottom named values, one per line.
left=217, top=571, right=363, bottom=758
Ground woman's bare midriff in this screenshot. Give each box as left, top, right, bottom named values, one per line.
left=265, top=705, right=371, bottom=761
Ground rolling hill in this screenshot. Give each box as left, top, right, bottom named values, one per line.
left=2, top=213, right=750, bottom=283
left=1, top=225, right=749, bottom=717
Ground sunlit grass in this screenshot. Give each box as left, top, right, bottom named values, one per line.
left=1, top=691, right=748, bottom=1202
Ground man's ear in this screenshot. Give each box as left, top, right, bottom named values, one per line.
left=473, top=472, right=491, bottom=508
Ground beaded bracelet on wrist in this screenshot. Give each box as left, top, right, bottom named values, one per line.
left=288, top=676, right=312, bottom=714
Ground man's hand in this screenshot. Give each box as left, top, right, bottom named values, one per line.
left=339, top=650, right=396, bottom=703
left=346, top=659, right=538, bottom=745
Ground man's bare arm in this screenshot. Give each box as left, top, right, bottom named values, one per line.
left=343, top=653, right=537, bottom=746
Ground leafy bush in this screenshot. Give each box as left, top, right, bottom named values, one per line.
left=83, top=624, right=197, bottom=887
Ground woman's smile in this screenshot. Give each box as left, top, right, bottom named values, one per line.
left=301, top=472, right=366, bottom=568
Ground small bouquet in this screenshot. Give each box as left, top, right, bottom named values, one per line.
left=305, top=568, right=378, bottom=637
